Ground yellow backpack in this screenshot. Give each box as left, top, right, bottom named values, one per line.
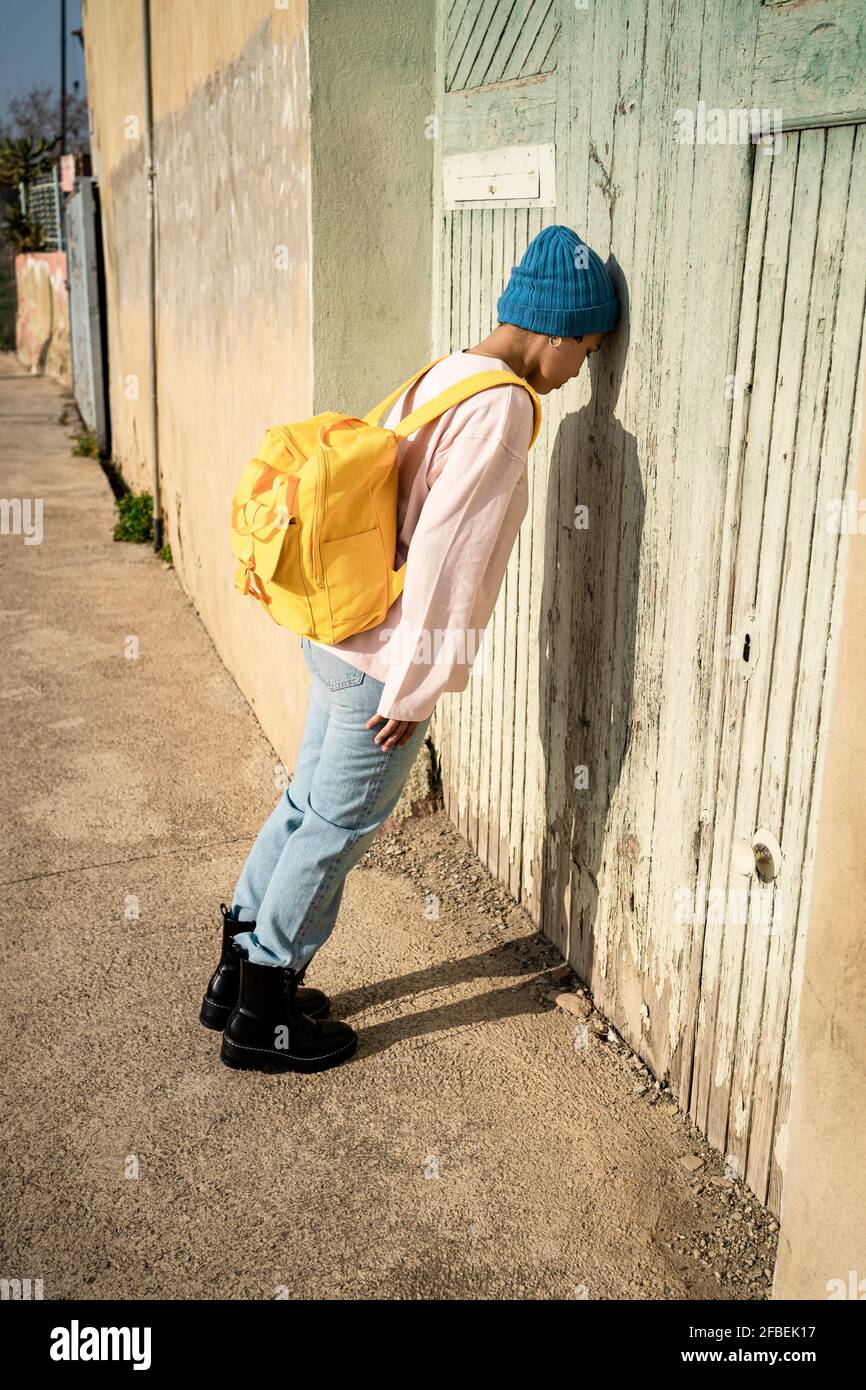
left=229, top=354, right=542, bottom=644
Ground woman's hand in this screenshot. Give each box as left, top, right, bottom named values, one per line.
left=366, top=713, right=420, bottom=749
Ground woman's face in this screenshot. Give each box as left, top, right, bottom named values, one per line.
left=531, top=332, right=606, bottom=393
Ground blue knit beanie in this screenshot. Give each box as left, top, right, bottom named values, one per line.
left=497, top=224, right=619, bottom=337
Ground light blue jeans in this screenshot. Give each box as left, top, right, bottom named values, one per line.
left=230, top=636, right=432, bottom=970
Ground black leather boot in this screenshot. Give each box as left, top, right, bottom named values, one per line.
left=199, top=902, right=329, bottom=1030
left=221, top=954, right=357, bottom=1073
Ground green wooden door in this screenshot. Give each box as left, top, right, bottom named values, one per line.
left=431, top=0, right=866, bottom=1213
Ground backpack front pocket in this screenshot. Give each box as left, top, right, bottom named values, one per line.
left=321, top=527, right=388, bottom=640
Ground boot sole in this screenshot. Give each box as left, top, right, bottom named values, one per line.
left=220, top=1031, right=358, bottom=1074
left=200, top=995, right=330, bottom=1031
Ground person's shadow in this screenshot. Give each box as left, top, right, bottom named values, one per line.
left=537, top=263, right=642, bottom=984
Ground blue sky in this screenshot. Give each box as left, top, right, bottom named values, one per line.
left=0, top=0, right=86, bottom=123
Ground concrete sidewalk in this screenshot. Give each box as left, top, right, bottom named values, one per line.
left=0, top=354, right=778, bottom=1300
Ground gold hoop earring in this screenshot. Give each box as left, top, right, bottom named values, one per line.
left=549, top=335, right=562, bottom=348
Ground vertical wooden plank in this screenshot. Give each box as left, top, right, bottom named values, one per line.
left=568, top=0, right=703, bottom=1021
left=692, top=134, right=802, bottom=1157
left=769, top=451, right=866, bottom=1218
left=480, top=202, right=508, bottom=878
left=505, top=208, right=530, bottom=900
left=541, top=0, right=594, bottom=961
left=767, top=126, right=866, bottom=1214
left=453, top=206, right=474, bottom=837
left=641, top=0, right=760, bottom=1114
left=497, top=209, right=521, bottom=887
left=558, top=0, right=650, bottom=1022
left=679, top=35, right=766, bottom=1131
left=725, top=129, right=837, bottom=1195
left=532, top=199, right=560, bottom=938
left=522, top=207, right=540, bottom=947
left=467, top=204, right=494, bottom=854
left=520, top=203, right=549, bottom=920
left=612, top=0, right=702, bottom=1073
left=477, top=204, right=506, bottom=871
left=455, top=209, right=484, bottom=841
left=437, top=207, right=452, bottom=821
left=443, top=203, right=472, bottom=826
left=455, top=206, right=472, bottom=842
left=689, top=140, right=774, bottom=1137
left=742, top=125, right=865, bottom=1204
left=444, top=205, right=462, bottom=828
left=573, top=0, right=654, bottom=1016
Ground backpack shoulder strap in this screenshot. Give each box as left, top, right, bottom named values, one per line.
left=363, top=356, right=450, bottom=430
left=392, top=370, right=542, bottom=450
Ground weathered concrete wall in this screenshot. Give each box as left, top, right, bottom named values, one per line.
left=82, top=0, right=314, bottom=756
left=772, top=362, right=866, bottom=1301
left=308, top=0, right=435, bottom=413
left=15, top=252, right=71, bottom=383
left=82, top=0, right=435, bottom=767
left=80, top=0, right=147, bottom=488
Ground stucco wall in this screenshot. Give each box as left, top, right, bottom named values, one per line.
left=15, top=252, right=71, bottom=383
left=308, top=0, right=435, bottom=412
left=82, top=0, right=435, bottom=765
left=82, top=0, right=315, bottom=755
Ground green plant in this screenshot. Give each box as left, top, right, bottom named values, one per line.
left=0, top=134, right=58, bottom=186
left=0, top=133, right=57, bottom=187
left=2, top=202, right=46, bottom=252
left=159, top=543, right=173, bottom=565
left=70, top=428, right=99, bottom=458
left=113, top=491, right=154, bottom=544
left=0, top=134, right=58, bottom=253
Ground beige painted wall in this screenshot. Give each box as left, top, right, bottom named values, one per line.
left=15, top=252, right=71, bottom=383
left=308, top=0, right=435, bottom=413
left=772, top=363, right=866, bottom=1301
left=82, top=0, right=434, bottom=764
left=83, top=0, right=315, bottom=754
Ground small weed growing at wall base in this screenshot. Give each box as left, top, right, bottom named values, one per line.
left=71, top=429, right=100, bottom=458
left=113, top=491, right=153, bottom=544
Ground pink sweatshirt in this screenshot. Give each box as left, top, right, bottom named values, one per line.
left=313, top=349, right=536, bottom=722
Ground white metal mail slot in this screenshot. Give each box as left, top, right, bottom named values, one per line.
left=443, top=143, right=556, bottom=210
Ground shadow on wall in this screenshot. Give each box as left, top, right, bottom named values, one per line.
left=538, top=262, right=643, bottom=980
